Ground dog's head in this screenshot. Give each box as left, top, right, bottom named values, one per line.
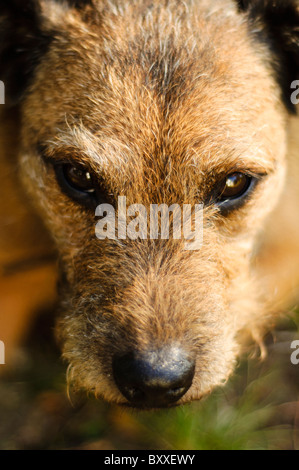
left=1, top=0, right=299, bottom=408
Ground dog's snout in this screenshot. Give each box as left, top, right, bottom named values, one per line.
left=112, top=347, right=195, bottom=408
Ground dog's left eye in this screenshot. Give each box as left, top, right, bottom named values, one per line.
left=216, top=172, right=255, bottom=213
left=54, top=163, right=99, bottom=208
left=63, top=164, right=95, bottom=193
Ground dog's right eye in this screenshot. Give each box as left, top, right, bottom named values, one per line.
left=63, top=164, right=95, bottom=193
left=54, top=163, right=100, bottom=208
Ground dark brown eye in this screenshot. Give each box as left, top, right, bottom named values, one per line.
left=54, top=163, right=99, bottom=209
left=220, top=173, right=251, bottom=201
left=63, top=164, right=95, bottom=193
left=214, top=172, right=257, bottom=215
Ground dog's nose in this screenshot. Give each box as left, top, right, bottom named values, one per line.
left=112, top=347, right=195, bottom=408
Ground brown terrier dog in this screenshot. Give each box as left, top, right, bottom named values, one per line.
left=0, top=0, right=299, bottom=409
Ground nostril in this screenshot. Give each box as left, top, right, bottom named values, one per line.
left=112, top=346, right=195, bottom=408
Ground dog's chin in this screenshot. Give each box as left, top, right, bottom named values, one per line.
left=111, top=395, right=204, bottom=411
left=96, top=383, right=210, bottom=410
left=118, top=402, right=181, bottom=411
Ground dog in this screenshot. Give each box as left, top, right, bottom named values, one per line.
left=0, top=0, right=299, bottom=410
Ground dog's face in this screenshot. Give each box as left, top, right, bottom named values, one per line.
left=1, top=0, right=299, bottom=408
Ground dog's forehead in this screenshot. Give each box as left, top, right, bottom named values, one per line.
left=25, top=0, right=286, bottom=177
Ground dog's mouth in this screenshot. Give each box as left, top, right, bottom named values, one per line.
left=119, top=401, right=186, bottom=411
left=114, top=390, right=205, bottom=410
left=115, top=386, right=191, bottom=410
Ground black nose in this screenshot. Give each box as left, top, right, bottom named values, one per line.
left=112, top=347, right=195, bottom=408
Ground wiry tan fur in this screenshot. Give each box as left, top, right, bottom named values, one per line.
left=0, top=0, right=299, bottom=407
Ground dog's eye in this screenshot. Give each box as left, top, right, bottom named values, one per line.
left=63, top=164, right=95, bottom=193
left=215, top=172, right=255, bottom=214
left=54, top=163, right=101, bottom=208
left=220, top=173, right=251, bottom=200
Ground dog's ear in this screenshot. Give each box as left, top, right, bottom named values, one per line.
left=0, top=1, right=53, bottom=107
left=0, top=0, right=94, bottom=107
left=236, top=0, right=299, bottom=112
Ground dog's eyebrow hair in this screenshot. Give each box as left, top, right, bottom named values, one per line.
left=42, top=124, right=130, bottom=170
left=207, top=161, right=276, bottom=177
left=43, top=124, right=277, bottom=178
left=194, top=147, right=277, bottom=177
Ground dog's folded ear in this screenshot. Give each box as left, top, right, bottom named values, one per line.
left=0, top=0, right=53, bottom=107
left=236, top=0, right=299, bottom=112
